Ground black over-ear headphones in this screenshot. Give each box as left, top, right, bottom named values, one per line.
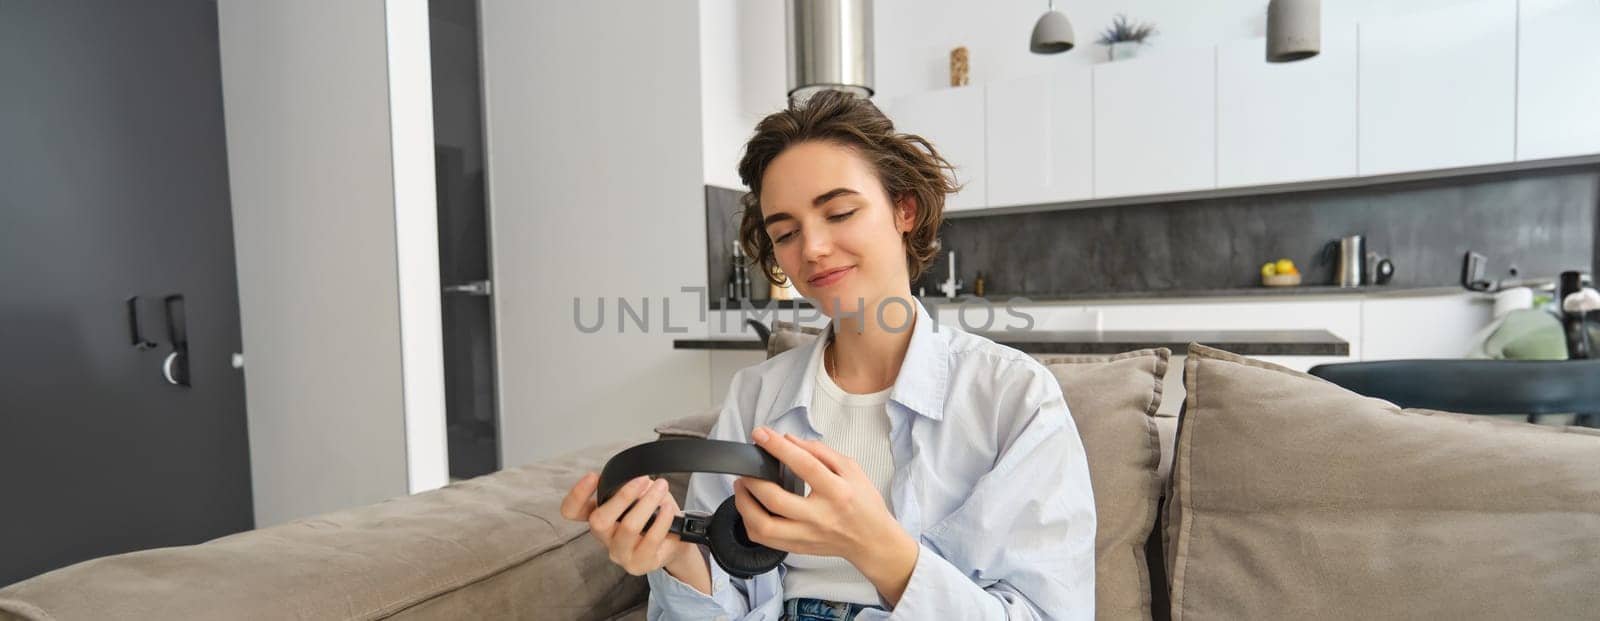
left=597, top=439, right=803, bottom=578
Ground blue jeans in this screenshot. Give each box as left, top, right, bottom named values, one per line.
left=782, top=597, right=886, bottom=621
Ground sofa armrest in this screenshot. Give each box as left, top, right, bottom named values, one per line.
left=0, top=435, right=656, bottom=621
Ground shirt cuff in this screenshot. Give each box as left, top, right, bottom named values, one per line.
left=882, top=542, right=1005, bottom=620
left=646, top=564, right=735, bottom=621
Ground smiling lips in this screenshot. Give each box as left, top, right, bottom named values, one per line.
left=808, top=266, right=854, bottom=287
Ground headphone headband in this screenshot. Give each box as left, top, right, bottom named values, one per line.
left=596, top=439, right=797, bottom=504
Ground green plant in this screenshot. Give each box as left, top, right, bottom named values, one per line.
left=1096, top=14, right=1156, bottom=46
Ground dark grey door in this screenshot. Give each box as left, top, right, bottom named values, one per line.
left=0, top=0, right=253, bottom=585
left=431, top=0, right=500, bottom=479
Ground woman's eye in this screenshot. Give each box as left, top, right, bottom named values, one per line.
left=772, top=211, right=852, bottom=244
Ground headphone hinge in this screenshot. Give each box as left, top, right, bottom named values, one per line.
left=672, top=511, right=713, bottom=546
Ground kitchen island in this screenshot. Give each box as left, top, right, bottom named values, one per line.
left=674, top=328, right=1348, bottom=357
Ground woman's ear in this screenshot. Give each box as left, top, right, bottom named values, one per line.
left=894, top=194, right=918, bottom=234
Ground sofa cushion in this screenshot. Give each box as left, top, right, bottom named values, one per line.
left=1036, top=350, right=1169, bottom=621
left=654, top=409, right=718, bottom=440
left=767, top=320, right=822, bottom=359
left=0, top=438, right=654, bottom=621
left=1167, top=343, right=1600, bottom=620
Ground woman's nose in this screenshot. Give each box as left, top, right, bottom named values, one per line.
left=801, top=227, right=832, bottom=261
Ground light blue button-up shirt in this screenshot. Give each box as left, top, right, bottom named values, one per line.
left=647, top=298, right=1096, bottom=620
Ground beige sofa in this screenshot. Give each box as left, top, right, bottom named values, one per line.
left=3, top=344, right=1597, bottom=620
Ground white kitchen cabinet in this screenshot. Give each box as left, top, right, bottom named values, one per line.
left=1357, top=0, right=1517, bottom=175
left=1217, top=29, right=1359, bottom=187
left=1517, top=0, right=1600, bottom=161
left=1359, top=293, right=1492, bottom=360
left=984, top=68, right=1093, bottom=207
left=884, top=86, right=987, bottom=211
left=1092, top=48, right=1217, bottom=198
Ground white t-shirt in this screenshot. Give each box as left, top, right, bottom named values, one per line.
left=780, top=346, right=897, bottom=605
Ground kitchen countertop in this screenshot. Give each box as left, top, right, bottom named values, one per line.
left=707, top=285, right=1476, bottom=310
left=674, top=328, right=1349, bottom=356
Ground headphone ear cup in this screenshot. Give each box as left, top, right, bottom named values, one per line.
left=707, top=496, right=787, bottom=579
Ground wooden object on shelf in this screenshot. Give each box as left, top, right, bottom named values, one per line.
left=950, top=46, right=969, bottom=87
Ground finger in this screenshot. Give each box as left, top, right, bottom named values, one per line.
left=560, top=472, right=600, bottom=521
left=617, top=478, right=670, bottom=544
left=740, top=476, right=812, bottom=521
left=751, top=427, right=841, bottom=495
left=789, top=434, right=859, bottom=477
left=613, top=478, right=668, bottom=562
left=588, top=475, right=651, bottom=536
left=637, top=489, right=680, bottom=556
left=734, top=478, right=802, bottom=548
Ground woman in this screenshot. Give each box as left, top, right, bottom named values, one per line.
left=561, top=90, right=1096, bottom=620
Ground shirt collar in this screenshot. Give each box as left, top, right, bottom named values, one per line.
left=769, top=297, right=950, bottom=430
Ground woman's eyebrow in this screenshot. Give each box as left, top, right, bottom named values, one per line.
left=763, top=187, right=861, bottom=228
left=811, top=187, right=859, bottom=206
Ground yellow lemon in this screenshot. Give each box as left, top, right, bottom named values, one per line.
left=1275, top=259, right=1296, bottom=274
left=1261, top=262, right=1277, bottom=277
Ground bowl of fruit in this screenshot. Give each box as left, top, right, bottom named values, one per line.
left=1261, top=258, right=1301, bottom=287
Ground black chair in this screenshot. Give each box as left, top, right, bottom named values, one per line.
left=1308, top=359, right=1600, bottom=427
left=745, top=319, right=770, bottom=348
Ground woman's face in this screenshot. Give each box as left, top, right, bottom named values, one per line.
left=758, top=141, right=915, bottom=318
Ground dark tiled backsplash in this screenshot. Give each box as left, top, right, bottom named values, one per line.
left=705, top=185, right=749, bottom=301
left=705, top=166, right=1600, bottom=303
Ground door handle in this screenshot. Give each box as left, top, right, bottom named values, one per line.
left=126, top=296, right=159, bottom=350
left=443, top=280, right=492, bottom=296
left=162, top=294, right=191, bottom=387
left=163, top=351, right=187, bottom=386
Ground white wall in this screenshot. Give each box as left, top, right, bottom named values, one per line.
left=481, top=1, right=713, bottom=466
left=699, top=0, right=1493, bottom=187
left=219, top=0, right=447, bottom=526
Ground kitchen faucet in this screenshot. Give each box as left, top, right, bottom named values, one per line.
left=938, top=249, right=963, bottom=301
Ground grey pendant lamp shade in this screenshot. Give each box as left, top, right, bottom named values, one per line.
left=1267, top=0, right=1321, bottom=62
left=1029, top=1, right=1074, bottom=54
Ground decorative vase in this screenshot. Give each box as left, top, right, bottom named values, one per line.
left=1107, top=41, right=1141, bottom=61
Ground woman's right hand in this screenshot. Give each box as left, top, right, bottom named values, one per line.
left=560, top=472, right=698, bottom=577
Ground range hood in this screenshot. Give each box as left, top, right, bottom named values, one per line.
left=787, top=0, right=875, bottom=103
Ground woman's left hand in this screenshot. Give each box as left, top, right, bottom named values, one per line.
left=734, top=426, right=913, bottom=569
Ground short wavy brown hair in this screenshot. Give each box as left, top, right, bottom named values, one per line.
left=736, top=90, right=958, bottom=287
